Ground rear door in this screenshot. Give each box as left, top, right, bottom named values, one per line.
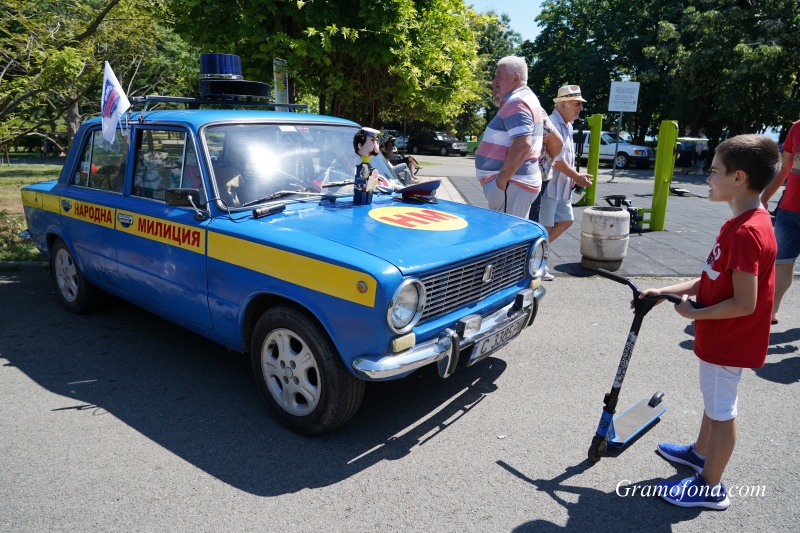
left=58, top=128, right=128, bottom=286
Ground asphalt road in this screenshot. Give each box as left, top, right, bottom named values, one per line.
left=2, top=271, right=798, bottom=531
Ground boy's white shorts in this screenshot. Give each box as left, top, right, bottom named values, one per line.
left=699, top=359, right=743, bottom=421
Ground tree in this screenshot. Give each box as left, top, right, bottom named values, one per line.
left=526, top=0, right=800, bottom=145
left=0, top=0, right=197, bottom=152
left=451, top=10, right=523, bottom=137
left=164, top=0, right=485, bottom=128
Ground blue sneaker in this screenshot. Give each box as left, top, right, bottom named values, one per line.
left=656, top=442, right=705, bottom=473
left=658, top=473, right=729, bottom=510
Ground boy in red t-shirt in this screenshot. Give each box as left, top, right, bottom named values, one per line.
left=639, top=134, right=781, bottom=510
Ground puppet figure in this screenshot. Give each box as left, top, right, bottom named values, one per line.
left=352, top=127, right=380, bottom=205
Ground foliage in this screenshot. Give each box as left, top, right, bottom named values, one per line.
left=0, top=0, right=198, bottom=152
left=527, top=0, right=800, bottom=144
left=0, top=210, right=46, bottom=262
left=163, top=0, right=485, bottom=128
left=452, top=11, right=523, bottom=137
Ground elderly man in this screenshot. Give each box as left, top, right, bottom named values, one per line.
left=540, top=85, right=594, bottom=245
left=475, top=56, right=544, bottom=218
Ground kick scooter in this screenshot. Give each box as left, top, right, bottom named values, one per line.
left=588, top=269, right=682, bottom=462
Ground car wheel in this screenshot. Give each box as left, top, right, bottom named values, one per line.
left=439, top=146, right=448, bottom=156
left=411, top=146, right=419, bottom=155
left=250, top=306, right=364, bottom=435
left=50, top=238, right=107, bottom=314
left=636, top=161, right=650, bottom=170
left=460, top=151, right=467, bottom=157
left=615, top=153, right=630, bottom=169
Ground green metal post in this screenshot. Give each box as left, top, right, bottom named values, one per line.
left=574, top=113, right=603, bottom=207
left=648, top=120, right=678, bottom=231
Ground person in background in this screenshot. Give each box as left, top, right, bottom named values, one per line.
left=528, top=107, right=564, bottom=224
left=538, top=85, right=593, bottom=279
left=694, top=128, right=709, bottom=175
left=678, top=124, right=695, bottom=174
left=760, top=118, right=800, bottom=325
left=475, top=56, right=544, bottom=218
left=382, top=136, right=421, bottom=186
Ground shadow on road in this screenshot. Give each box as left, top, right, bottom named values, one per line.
left=1, top=272, right=506, bottom=496
left=498, top=460, right=701, bottom=531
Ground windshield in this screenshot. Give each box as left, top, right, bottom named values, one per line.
left=436, top=132, right=458, bottom=141
left=602, top=132, right=626, bottom=144
left=203, top=123, right=401, bottom=208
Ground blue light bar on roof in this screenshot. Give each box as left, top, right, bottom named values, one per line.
left=200, top=53, right=243, bottom=80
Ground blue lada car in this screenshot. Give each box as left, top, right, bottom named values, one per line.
left=21, top=94, right=548, bottom=435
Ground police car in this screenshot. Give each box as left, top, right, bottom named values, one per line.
left=21, top=55, right=548, bottom=434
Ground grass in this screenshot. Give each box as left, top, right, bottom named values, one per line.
left=0, top=163, right=62, bottom=262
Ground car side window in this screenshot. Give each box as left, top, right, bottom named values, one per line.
left=132, top=129, right=198, bottom=201
left=72, top=130, right=127, bottom=193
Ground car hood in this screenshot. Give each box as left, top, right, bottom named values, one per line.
left=228, top=197, right=544, bottom=274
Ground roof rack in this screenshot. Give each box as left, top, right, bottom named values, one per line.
left=129, top=95, right=308, bottom=116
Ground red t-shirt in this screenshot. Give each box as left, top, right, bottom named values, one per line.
left=778, top=119, right=800, bottom=212
left=694, top=208, right=776, bottom=368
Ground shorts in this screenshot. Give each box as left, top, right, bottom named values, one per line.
left=539, top=195, right=573, bottom=227
left=775, top=208, right=800, bottom=264
left=482, top=179, right=540, bottom=219
left=699, top=359, right=742, bottom=421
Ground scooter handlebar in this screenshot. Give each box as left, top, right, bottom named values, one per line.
left=597, top=269, right=693, bottom=306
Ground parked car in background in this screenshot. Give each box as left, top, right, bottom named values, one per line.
left=574, top=131, right=656, bottom=169
left=408, top=131, right=467, bottom=156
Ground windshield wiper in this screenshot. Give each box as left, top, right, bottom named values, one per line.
left=242, top=190, right=299, bottom=207
left=321, top=180, right=354, bottom=188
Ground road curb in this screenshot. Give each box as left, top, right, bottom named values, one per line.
left=0, top=261, right=49, bottom=272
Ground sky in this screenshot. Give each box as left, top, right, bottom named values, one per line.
left=467, top=0, right=544, bottom=43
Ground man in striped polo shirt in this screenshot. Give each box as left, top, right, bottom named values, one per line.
left=475, top=56, right=544, bottom=218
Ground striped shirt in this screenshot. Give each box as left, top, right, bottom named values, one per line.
left=545, top=109, right=576, bottom=201
left=475, top=86, right=544, bottom=192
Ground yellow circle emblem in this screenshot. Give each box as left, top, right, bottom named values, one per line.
left=368, top=206, right=468, bottom=231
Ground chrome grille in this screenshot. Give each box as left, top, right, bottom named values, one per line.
left=420, top=244, right=529, bottom=321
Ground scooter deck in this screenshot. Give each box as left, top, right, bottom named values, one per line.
left=609, top=398, right=666, bottom=447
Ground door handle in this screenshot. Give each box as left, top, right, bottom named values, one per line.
left=60, top=199, right=71, bottom=210
left=118, top=213, right=133, bottom=225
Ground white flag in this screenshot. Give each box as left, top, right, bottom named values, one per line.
left=101, top=62, right=130, bottom=144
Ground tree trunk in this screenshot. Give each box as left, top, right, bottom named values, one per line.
left=66, top=101, right=81, bottom=150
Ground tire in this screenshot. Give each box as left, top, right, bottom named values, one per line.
left=615, top=152, right=630, bottom=169
left=250, top=306, right=364, bottom=435
left=460, top=151, right=467, bottom=157
left=636, top=161, right=650, bottom=170
left=588, top=435, right=608, bottom=462
left=411, top=146, right=419, bottom=155
left=50, top=238, right=107, bottom=314
left=439, top=146, right=448, bottom=156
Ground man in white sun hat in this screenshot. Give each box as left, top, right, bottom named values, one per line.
left=537, top=85, right=594, bottom=279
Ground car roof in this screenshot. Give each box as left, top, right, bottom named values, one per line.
left=82, top=109, right=358, bottom=130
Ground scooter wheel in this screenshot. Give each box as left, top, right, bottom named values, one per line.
left=648, top=391, right=665, bottom=408
left=588, top=435, right=608, bottom=462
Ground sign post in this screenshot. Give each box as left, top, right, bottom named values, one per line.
left=607, top=81, right=640, bottom=183
left=273, top=58, right=289, bottom=111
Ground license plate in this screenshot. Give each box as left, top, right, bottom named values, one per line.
left=468, top=314, right=528, bottom=366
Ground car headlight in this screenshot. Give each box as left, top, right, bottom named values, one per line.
left=387, top=279, right=426, bottom=333
left=528, top=237, right=549, bottom=277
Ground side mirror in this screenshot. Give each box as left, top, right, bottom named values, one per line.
left=165, top=188, right=206, bottom=207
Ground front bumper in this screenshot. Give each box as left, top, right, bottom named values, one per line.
left=351, top=285, right=545, bottom=380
